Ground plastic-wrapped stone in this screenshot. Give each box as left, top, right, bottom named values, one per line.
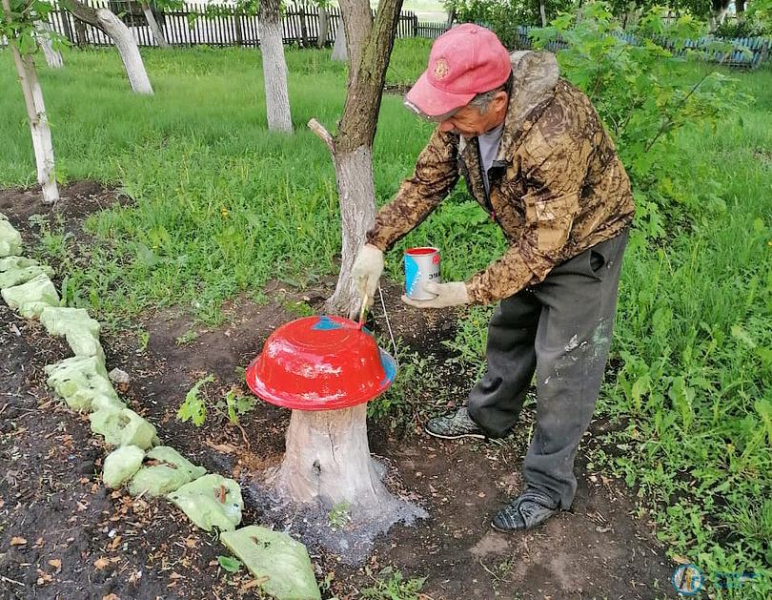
left=45, top=356, right=119, bottom=412
left=1, top=273, right=59, bottom=318
left=167, top=473, right=243, bottom=532
left=0, top=265, right=54, bottom=290
left=103, top=445, right=145, bottom=488
left=220, top=526, right=321, bottom=600
left=0, top=257, right=39, bottom=272
left=128, top=446, right=206, bottom=497
left=89, top=407, right=159, bottom=449
left=40, top=307, right=104, bottom=362
left=90, top=393, right=126, bottom=413
left=0, top=215, right=22, bottom=257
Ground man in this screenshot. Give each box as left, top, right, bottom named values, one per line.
left=351, top=24, right=634, bottom=531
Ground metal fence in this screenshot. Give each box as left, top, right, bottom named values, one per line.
left=514, top=25, right=771, bottom=69
left=39, top=0, right=448, bottom=49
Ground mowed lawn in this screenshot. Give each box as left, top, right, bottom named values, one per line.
left=1, top=42, right=771, bottom=597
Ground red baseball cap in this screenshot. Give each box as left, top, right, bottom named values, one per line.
left=405, top=24, right=512, bottom=119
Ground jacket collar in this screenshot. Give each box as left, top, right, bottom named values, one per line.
left=459, top=51, right=560, bottom=169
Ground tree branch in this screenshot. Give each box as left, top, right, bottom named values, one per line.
left=61, top=0, right=106, bottom=33
left=307, top=118, right=335, bottom=152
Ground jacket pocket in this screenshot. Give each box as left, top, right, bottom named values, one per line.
left=524, top=194, right=577, bottom=253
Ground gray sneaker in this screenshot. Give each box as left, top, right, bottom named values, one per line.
left=491, top=489, right=558, bottom=531
left=425, top=406, right=486, bottom=440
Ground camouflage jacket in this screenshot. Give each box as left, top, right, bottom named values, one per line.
left=366, top=51, right=635, bottom=305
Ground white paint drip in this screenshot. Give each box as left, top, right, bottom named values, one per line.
left=564, top=335, right=579, bottom=352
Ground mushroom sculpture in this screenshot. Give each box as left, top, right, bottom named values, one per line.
left=246, top=315, right=407, bottom=519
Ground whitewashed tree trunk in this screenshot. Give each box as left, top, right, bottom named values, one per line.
left=66, top=1, right=153, bottom=94
left=317, top=6, right=329, bottom=48
left=2, top=0, right=59, bottom=204
left=96, top=9, right=153, bottom=94
left=539, top=0, right=548, bottom=27
left=710, top=0, right=732, bottom=30
left=331, top=21, right=347, bottom=61
left=274, top=406, right=391, bottom=508
left=141, top=2, right=169, bottom=48
left=259, top=0, right=293, bottom=133
left=35, top=21, right=64, bottom=69
left=327, top=146, right=377, bottom=317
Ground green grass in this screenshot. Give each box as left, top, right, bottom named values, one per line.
left=602, top=64, right=772, bottom=597
left=0, top=42, right=435, bottom=323
left=1, top=42, right=770, bottom=597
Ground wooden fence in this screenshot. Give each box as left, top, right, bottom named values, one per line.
left=41, top=0, right=448, bottom=49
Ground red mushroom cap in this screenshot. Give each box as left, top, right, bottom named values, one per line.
left=245, top=315, right=397, bottom=411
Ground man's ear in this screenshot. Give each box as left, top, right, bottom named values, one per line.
left=492, top=91, right=509, bottom=112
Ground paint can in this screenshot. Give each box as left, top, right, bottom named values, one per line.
left=404, top=247, right=441, bottom=300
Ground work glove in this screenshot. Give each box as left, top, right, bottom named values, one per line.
left=351, top=244, right=384, bottom=301
left=402, top=281, right=470, bottom=309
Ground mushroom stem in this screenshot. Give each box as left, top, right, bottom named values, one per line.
left=274, top=405, right=391, bottom=510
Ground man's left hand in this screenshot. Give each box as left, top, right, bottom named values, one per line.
left=402, top=282, right=470, bottom=308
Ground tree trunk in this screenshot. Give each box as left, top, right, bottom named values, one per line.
left=276, top=0, right=405, bottom=522
left=35, top=21, right=65, bottom=69
left=259, top=0, right=293, bottom=133
left=339, top=0, right=372, bottom=72
left=317, top=6, right=329, bottom=48
left=66, top=0, right=154, bottom=94
left=274, top=406, right=390, bottom=508
left=141, top=2, right=169, bottom=48
left=2, top=0, right=59, bottom=204
left=314, top=0, right=403, bottom=317
left=539, top=0, right=548, bottom=27
left=710, top=0, right=732, bottom=29
left=331, top=19, right=347, bottom=61
left=326, top=146, right=377, bottom=316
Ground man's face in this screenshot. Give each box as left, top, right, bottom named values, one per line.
left=436, top=90, right=509, bottom=137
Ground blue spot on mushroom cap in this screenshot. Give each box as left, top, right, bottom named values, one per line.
left=311, top=315, right=344, bottom=331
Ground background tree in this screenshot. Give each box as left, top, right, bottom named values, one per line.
left=139, top=0, right=179, bottom=48
left=313, top=0, right=331, bottom=47
left=1, top=0, right=60, bottom=204
left=309, top=0, right=404, bottom=316
left=444, top=0, right=575, bottom=44
left=63, top=0, right=153, bottom=94
left=331, top=12, right=347, bottom=60
left=35, top=19, right=64, bottom=68
left=258, top=0, right=293, bottom=132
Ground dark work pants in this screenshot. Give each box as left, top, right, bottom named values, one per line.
left=467, top=230, right=629, bottom=510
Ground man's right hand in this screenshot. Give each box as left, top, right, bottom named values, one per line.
left=351, top=244, right=384, bottom=300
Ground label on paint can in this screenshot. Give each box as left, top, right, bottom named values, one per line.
left=404, top=247, right=441, bottom=300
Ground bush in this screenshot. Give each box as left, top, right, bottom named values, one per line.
left=531, top=4, right=747, bottom=241
left=443, top=0, right=574, bottom=47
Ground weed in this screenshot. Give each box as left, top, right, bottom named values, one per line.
left=177, top=377, right=255, bottom=429
left=175, top=329, right=199, bottom=346
left=216, top=555, right=242, bottom=574
left=327, top=501, right=351, bottom=531
left=361, top=566, right=428, bottom=600
left=177, top=374, right=214, bottom=427
left=136, top=329, right=150, bottom=354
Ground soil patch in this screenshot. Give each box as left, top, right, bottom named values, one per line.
left=1, top=184, right=678, bottom=598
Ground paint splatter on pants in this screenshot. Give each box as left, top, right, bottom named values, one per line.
left=468, top=230, right=629, bottom=509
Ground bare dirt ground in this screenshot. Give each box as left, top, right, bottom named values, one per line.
left=0, top=183, right=677, bottom=599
